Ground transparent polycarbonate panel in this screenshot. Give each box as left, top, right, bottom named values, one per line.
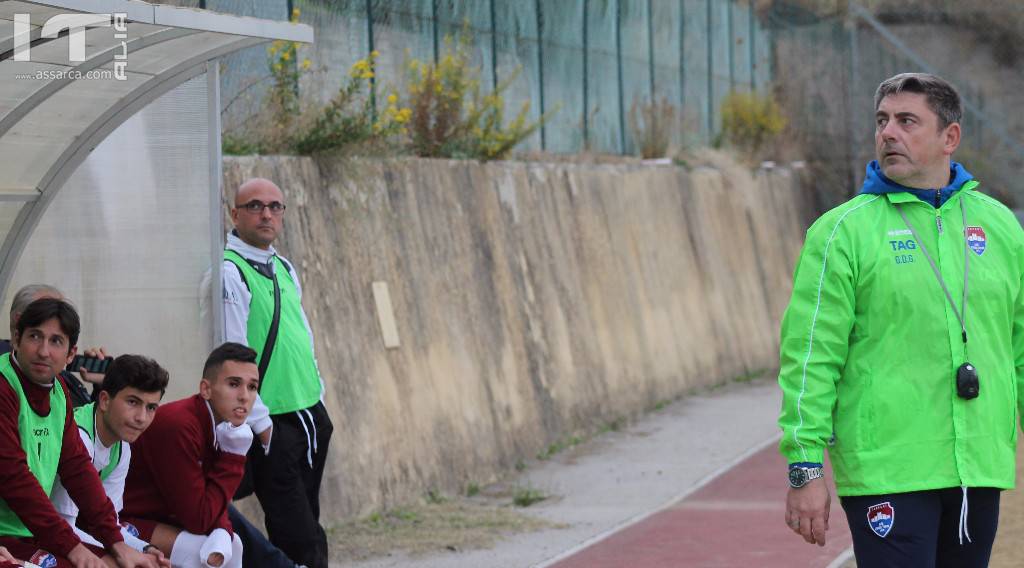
left=294, top=0, right=369, bottom=108
left=684, top=0, right=716, bottom=144
left=618, top=0, right=649, bottom=155
left=0, top=203, right=26, bottom=255
left=753, top=16, right=771, bottom=91
left=209, top=0, right=289, bottom=131
left=202, top=0, right=775, bottom=155
left=650, top=0, right=682, bottom=148
left=650, top=0, right=681, bottom=102
left=585, top=0, right=622, bottom=153
left=436, top=0, right=494, bottom=92
left=371, top=0, right=436, bottom=113
left=539, top=0, right=584, bottom=153
left=493, top=0, right=541, bottom=150
left=709, top=0, right=731, bottom=136
left=730, top=1, right=752, bottom=91
left=6, top=75, right=214, bottom=401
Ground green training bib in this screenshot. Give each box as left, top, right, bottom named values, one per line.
left=0, top=353, right=66, bottom=537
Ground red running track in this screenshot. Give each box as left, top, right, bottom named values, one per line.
left=551, top=443, right=852, bottom=568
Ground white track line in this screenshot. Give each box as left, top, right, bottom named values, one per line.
left=824, top=546, right=855, bottom=568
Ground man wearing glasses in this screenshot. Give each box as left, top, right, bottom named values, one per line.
left=221, top=178, right=332, bottom=568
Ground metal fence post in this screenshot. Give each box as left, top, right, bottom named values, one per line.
left=647, top=0, right=655, bottom=98
left=490, top=0, right=498, bottom=91
left=748, top=0, right=755, bottom=91
left=679, top=0, right=685, bottom=115
left=726, top=0, right=734, bottom=92
left=535, top=0, right=546, bottom=150
left=366, top=0, right=376, bottom=119
left=432, top=0, right=439, bottom=63
left=582, top=0, right=589, bottom=150
left=616, top=0, right=626, bottom=153
left=705, top=0, right=713, bottom=142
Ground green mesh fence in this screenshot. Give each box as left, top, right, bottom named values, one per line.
left=767, top=2, right=1024, bottom=210
left=211, top=0, right=774, bottom=155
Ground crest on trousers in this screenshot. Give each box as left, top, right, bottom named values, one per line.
left=30, top=550, right=57, bottom=568
left=867, top=502, right=894, bottom=538
left=966, top=226, right=987, bottom=255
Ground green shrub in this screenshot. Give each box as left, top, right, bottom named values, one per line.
left=512, top=487, right=547, bottom=508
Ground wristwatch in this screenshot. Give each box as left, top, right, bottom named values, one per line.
left=788, top=465, right=824, bottom=488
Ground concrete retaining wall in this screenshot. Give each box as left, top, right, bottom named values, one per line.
left=222, top=156, right=810, bottom=521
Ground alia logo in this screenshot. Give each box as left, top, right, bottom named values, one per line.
left=12, top=12, right=129, bottom=80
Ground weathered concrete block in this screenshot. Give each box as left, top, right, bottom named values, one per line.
left=222, top=156, right=809, bottom=522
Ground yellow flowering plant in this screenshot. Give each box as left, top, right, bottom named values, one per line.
left=257, top=7, right=313, bottom=151
left=403, top=31, right=552, bottom=160
left=292, top=50, right=413, bottom=154
left=718, top=90, right=787, bottom=162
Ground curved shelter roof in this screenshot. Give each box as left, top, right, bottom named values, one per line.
left=0, top=0, right=312, bottom=293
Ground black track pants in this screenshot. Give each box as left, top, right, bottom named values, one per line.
left=250, top=402, right=333, bottom=568
left=841, top=487, right=1000, bottom=568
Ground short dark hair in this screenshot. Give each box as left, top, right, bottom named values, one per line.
left=874, top=72, right=962, bottom=129
left=16, top=298, right=79, bottom=350
left=202, top=342, right=258, bottom=380
left=100, top=354, right=170, bottom=399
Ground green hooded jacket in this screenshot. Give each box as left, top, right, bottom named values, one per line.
left=778, top=182, right=1024, bottom=496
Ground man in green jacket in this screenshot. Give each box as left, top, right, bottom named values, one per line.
left=778, top=72, right=1024, bottom=567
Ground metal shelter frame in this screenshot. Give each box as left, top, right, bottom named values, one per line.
left=0, top=0, right=312, bottom=338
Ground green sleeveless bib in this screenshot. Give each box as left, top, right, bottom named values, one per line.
left=73, top=402, right=122, bottom=481
left=0, top=353, right=66, bottom=536
left=225, top=250, right=321, bottom=414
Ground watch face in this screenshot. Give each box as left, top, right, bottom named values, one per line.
left=789, top=468, right=806, bottom=487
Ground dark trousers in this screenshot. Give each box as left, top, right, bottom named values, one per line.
left=841, top=487, right=1000, bottom=568
left=246, top=402, right=333, bottom=568
left=228, top=505, right=299, bottom=568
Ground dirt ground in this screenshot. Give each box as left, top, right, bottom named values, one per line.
left=329, top=491, right=561, bottom=563
left=841, top=446, right=1024, bottom=568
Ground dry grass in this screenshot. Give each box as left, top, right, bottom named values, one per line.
left=328, top=497, right=560, bottom=562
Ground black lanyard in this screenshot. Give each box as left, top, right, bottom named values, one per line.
left=895, top=198, right=970, bottom=348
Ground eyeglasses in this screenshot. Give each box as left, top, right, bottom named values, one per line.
left=237, top=200, right=286, bottom=215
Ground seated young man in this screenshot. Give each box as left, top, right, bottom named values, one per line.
left=0, top=298, right=159, bottom=568
left=50, top=355, right=171, bottom=567
left=123, top=343, right=258, bottom=568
